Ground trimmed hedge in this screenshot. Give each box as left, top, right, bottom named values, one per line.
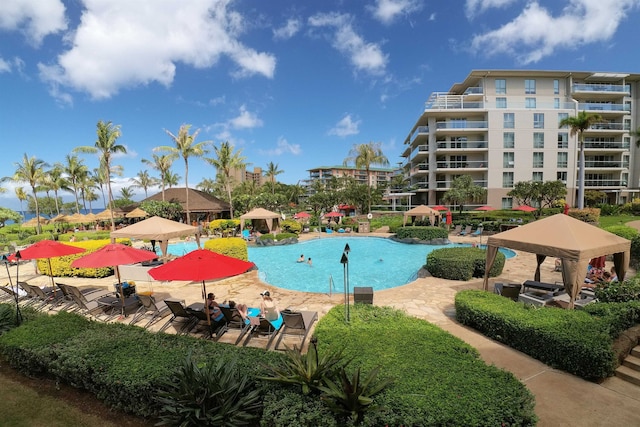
left=427, top=247, right=505, bottom=281
left=38, top=239, right=131, bottom=278
left=203, top=237, right=249, bottom=261
left=603, top=225, right=638, bottom=240
left=395, top=226, right=448, bottom=241
left=455, top=290, right=616, bottom=380
left=258, top=232, right=297, bottom=242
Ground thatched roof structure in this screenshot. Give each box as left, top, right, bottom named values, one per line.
left=142, top=187, right=231, bottom=220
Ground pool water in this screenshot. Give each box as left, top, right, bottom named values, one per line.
left=167, top=237, right=516, bottom=293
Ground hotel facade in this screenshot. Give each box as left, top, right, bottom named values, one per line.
left=401, top=70, right=640, bottom=208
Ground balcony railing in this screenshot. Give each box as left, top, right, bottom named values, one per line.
left=582, top=179, right=626, bottom=187
left=425, top=93, right=485, bottom=110
left=436, top=179, right=487, bottom=189
left=583, top=161, right=625, bottom=168
left=578, top=102, right=630, bottom=112
left=435, top=121, right=488, bottom=130
left=409, top=126, right=429, bottom=144
left=436, top=160, right=487, bottom=169
left=572, top=83, right=630, bottom=94
left=584, top=141, right=630, bottom=149
left=588, top=122, right=628, bottom=131
left=463, top=86, right=483, bottom=95
left=414, top=181, right=429, bottom=189
left=436, top=140, right=488, bottom=149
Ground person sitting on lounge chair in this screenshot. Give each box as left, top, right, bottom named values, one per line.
left=236, top=303, right=249, bottom=320
left=259, top=290, right=280, bottom=321
left=206, top=293, right=225, bottom=329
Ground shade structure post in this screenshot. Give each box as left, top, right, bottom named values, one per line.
left=2, top=254, right=22, bottom=326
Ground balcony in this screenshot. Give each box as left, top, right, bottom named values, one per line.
left=436, top=179, right=487, bottom=189
left=435, top=121, right=488, bottom=130
left=463, top=86, right=483, bottom=95
left=436, top=160, right=487, bottom=169
left=572, top=83, right=630, bottom=95
left=583, top=141, right=630, bottom=150
left=436, top=140, right=488, bottom=150
left=583, top=160, right=625, bottom=168
left=409, top=126, right=429, bottom=144
left=425, top=93, right=485, bottom=110
left=414, top=180, right=429, bottom=189
left=587, top=122, right=628, bottom=131
left=577, top=102, right=630, bottom=113
left=582, top=179, right=626, bottom=187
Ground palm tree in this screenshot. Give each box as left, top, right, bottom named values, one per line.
left=15, top=187, right=27, bottom=219
left=164, top=171, right=181, bottom=188
left=264, top=161, right=284, bottom=195
left=119, top=186, right=135, bottom=203
left=206, top=141, right=246, bottom=218
left=142, top=153, right=176, bottom=201
left=156, top=124, right=210, bottom=223
left=63, top=154, right=88, bottom=214
left=12, top=154, right=48, bottom=234
left=130, top=170, right=157, bottom=198
left=559, top=111, right=603, bottom=209
left=196, top=178, right=219, bottom=195
left=75, top=120, right=126, bottom=231
left=343, top=142, right=390, bottom=213
left=91, top=167, right=108, bottom=210
left=47, top=163, right=68, bottom=216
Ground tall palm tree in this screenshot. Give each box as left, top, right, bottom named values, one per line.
left=47, top=163, right=68, bottom=216
left=559, top=111, right=603, bottom=209
left=155, top=124, right=210, bottom=223
left=119, top=186, right=135, bottom=203
left=196, top=178, right=219, bottom=195
left=343, top=142, right=390, bottom=213
left=130, top=170, right=157, bottom=198
left=63, top=154, right=88, bottom=214
left=142, top=153, right=176, bottom=201
left=75, top=120, right=126, bottom=231
left=264, top=161, right=284, bottom=195
left=12, top=154, right=48, bottom=234
left=91, top=167, right=108, bottom=210
left=164, top=171, right=181, bottom=188
left=15, top=187, right=27, bottom=219
left=206, top=141, right=246, bottom=218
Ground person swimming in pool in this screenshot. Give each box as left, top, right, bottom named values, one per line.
left=297, top=254, right=305, bottom=263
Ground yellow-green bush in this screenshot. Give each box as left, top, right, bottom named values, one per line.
left=204, top=237, right=248, bottom=261
left=209, top=219, right=240, bottom=232
left=37, top=239, right=131, bottom=278
left=568, top=207, right=600, bottom=224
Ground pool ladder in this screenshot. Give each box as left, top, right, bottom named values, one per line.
left=328, top=274, right=336, bottom=296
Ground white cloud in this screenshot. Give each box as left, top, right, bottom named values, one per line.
left=308, top=12, right=388, bottom=76
left=465, top=0, right=518, bottom=19
left=328, top=114, right=360, bottom=137
left=37, top=0, right=276, bottom=101
left=0, top=0, right=67, bottom=46
left=470, top=0, right=640, bottom=64
left=369, top=0, right=423, bottom=25
left=229, top=105, right=263, bottom=129
left=0, top=58, right=11, bottom=73
left=273, top=18, right=301, bottom=40
left=429, top=13, right=436, bottom=21
left=209, top=95, right=226, bottom=106
left=259, top=136, right=302, bottom=156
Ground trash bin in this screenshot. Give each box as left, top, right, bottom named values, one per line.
left=358, top=222, right=370, bottom=233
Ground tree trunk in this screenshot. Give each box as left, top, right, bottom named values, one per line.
left=578, top=136, right=585, bottom=209
left=184, top=158, right=190, bottom=224
left=32, top=187, right=41, bottom=235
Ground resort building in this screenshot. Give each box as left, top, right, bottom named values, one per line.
left=303, top=165, right=396, bottom=195
left=230, top=166, right=265, bottom=187
left=401, top=70, right=640, bottom=208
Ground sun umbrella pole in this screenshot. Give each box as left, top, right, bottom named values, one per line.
left=115, top=265, right=126, bottom=316
left=202, top=280, right=211, bottom=327
left=47, top=258, right=57, bottom=295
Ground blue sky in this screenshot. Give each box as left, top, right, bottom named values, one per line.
left=1, top=0, right=639, bottom=210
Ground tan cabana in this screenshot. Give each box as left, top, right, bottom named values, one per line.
left=65, top=213, right=86, bottom=223
left=482, top=214, right=630, bottom=309
left=403, top=205, right=442, bottom=226
left=50, top=213, right=68, bottom=223
left=21, top=216, right=49, bottom=227
left=110, top=216, right=200, bottom=257
left=240, top=208, right=281, bottom=232
left=95, top=209, right=123, bottom=221
left=125, top=207, right=149, bottom=219
left=83, top=213, right=97, bottom=222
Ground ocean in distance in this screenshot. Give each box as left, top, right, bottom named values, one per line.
left=8, top=208, right=107, bottom=225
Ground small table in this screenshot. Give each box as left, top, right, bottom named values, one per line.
left=353, top=287, right=374, bottom=304
left=187, top=302, right=205, bottom=311
left=522, top=280, right=563, bottom=295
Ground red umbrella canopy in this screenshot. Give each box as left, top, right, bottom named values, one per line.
left=431, top=205, right=448, bottom=211
left=324, top=212, right=344, bottom=217
left=474, top=206, right=495, bottom=211
left=512, top=205, right=537, bottom=212
left=148, top=249, right=255, bottom=282
left=19, top=240, right=85, bottom=260
left=294, top=211, right=311, bottom=219
left=71, top=243, right=158, bottom=268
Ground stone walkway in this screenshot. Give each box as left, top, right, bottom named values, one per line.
left=2, top=232, right=639, bottom=426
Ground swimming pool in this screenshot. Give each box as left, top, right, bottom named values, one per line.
left=166, top=237, right=516, bottom=293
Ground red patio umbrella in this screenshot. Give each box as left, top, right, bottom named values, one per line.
left=431, top=205, right=448, bottom=211
left=512, top=205, right=537, bottom=212
left=148, top=249, right=255, bottom=328
left=294, top=211, right=311, bottom=219
left=324, top=212, right=344, bottom=217
left=71, top=243, right=159, bottom=312
left=19, top=240, right=86, bottom=292
left=474, top=206, right=495, bottom=211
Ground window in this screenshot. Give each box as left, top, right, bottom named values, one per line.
left=532, top=172, right=543, bottom=182
left=622, top=173, right=628, bottom=186
left=504, top=113, right=515, bottom=129
left=624, top=137, right=631, bottom=149
left=503, top=152, right=514, bottom=168
left=624, top=118, right=631, bottom=131
left=533, top=152, right=544, bottom=168
left=525, top=97, right=536, bottom=109
left=503, top=132, right=515, bottom=148
left=533, top=132, right=544, bottom=148
left=495, top=79, right=506, bottom=94
left=557, top=152, right=568, bottom=168
left=557, top=171, right=567, bottom=183
left=558, top=132, right=568, bottom=148
left=558, top=113, right=569, bottom=128
left=501, top=197, right=513, bottom=209
left=623, top=155, right=630, bottom=169
left=496, top=97, right=507, bottom=108
left=553, top=79, right=559, bottom=94
left=554, top=98, right=560, bottom=109
left=534, top=113, right=544, bottom=129
left=502, top=172, right=514, bottom=188
left=525, top=79, right=536, bottom=94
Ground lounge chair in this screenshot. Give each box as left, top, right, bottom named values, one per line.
left=219, top=305, right=258, bottom=345
left=471, top=226, right=483, bottom=236
left=65, top=285, right=110, bottom=318
left=158, top=299, right=197, bottom=334
left=129, top=294, right=171, bottom=329
left=20, top=282, right=65, bottom=311
left=242, top=229, right=252, bottom=241
left=243, top=315, right=283, bottom=349
left=451, top=225, right=462, bottom=235
left=274, top=309, right=318, bottom=351
left=185, top=307, right=227, bottom=339
left=459, top=225, right=472, bottom=236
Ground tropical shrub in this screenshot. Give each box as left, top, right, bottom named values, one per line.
left=395, top=226, right=448, bottom=241
left=204, top=237, right=248, bottom=261
left=594, top=278, right=640, bottom=303
left=280, top=219, right=302, bottom=235
left=603, top=225, right=638, bottom=240
left=427, top=247, right=505, bottom=280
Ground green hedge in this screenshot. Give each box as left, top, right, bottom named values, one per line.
left=603, top=225, right=638, bottom=240
left=395, top=226, right=448, bottom=241
left=258, top=232, right=297, bottom=242
left=455, top=290, right=616, bottom=380
left=203, top=237, right=249, bottom=261
left=427, top=247, right=505, bottom=280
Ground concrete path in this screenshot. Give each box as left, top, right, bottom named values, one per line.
left=3, top=232, right=639, bottom=426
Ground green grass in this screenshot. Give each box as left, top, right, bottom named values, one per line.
left=598, top=215, right=640, bottom=228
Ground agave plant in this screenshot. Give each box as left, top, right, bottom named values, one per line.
left=317, top=366, right=393, bottom=425
left=260, top=338, right=349, bottom=395
left=156, top=354, right=262, bottom=427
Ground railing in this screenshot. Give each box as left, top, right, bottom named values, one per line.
left=578, top=103, right=630, bottom=112
left=435, top=121, right=488, bottom=129
left=436, top=179, right=487, bottom=189
left=583, top=161, right=625, bottom=168
left=573, top=83, right=630, bottom=94
left=584, top=141, right=630, bottom=149
left=415, top=181, right=429, bottom=189
left=588, top=122, right=628, bottom=131
left=582, top=180, right=626, bottom=187
left=328, top=275, right=335, bottom=297
left=425, top=93, right=485, bottom=110
left=436, top=140, right=488, bottom=149
left=436, top=160, right=487, bottom=169
left=409, top=126, right=429, bottom=143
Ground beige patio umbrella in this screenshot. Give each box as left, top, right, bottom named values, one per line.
left=125, top=207, right=149, bottom=219
left=65, top=213, right=86, bottom=223
left=22, top=216, right=49, bottom=227
left=95, top=209, right=122, bottom=221
left=83, top=213, right=97, bottom=223
left=50, top=214, right=69, bottom=223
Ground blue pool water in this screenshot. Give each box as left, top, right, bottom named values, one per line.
left=167, top=237, right=516, bottom=293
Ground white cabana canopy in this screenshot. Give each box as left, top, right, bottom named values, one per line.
left=110, top=216, right=200, bottom=256
left=403, top=205, right=442, bottom=226
left=482, top=214, right=631, bottom=309
left=240, top=208, right=281, bottom=232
